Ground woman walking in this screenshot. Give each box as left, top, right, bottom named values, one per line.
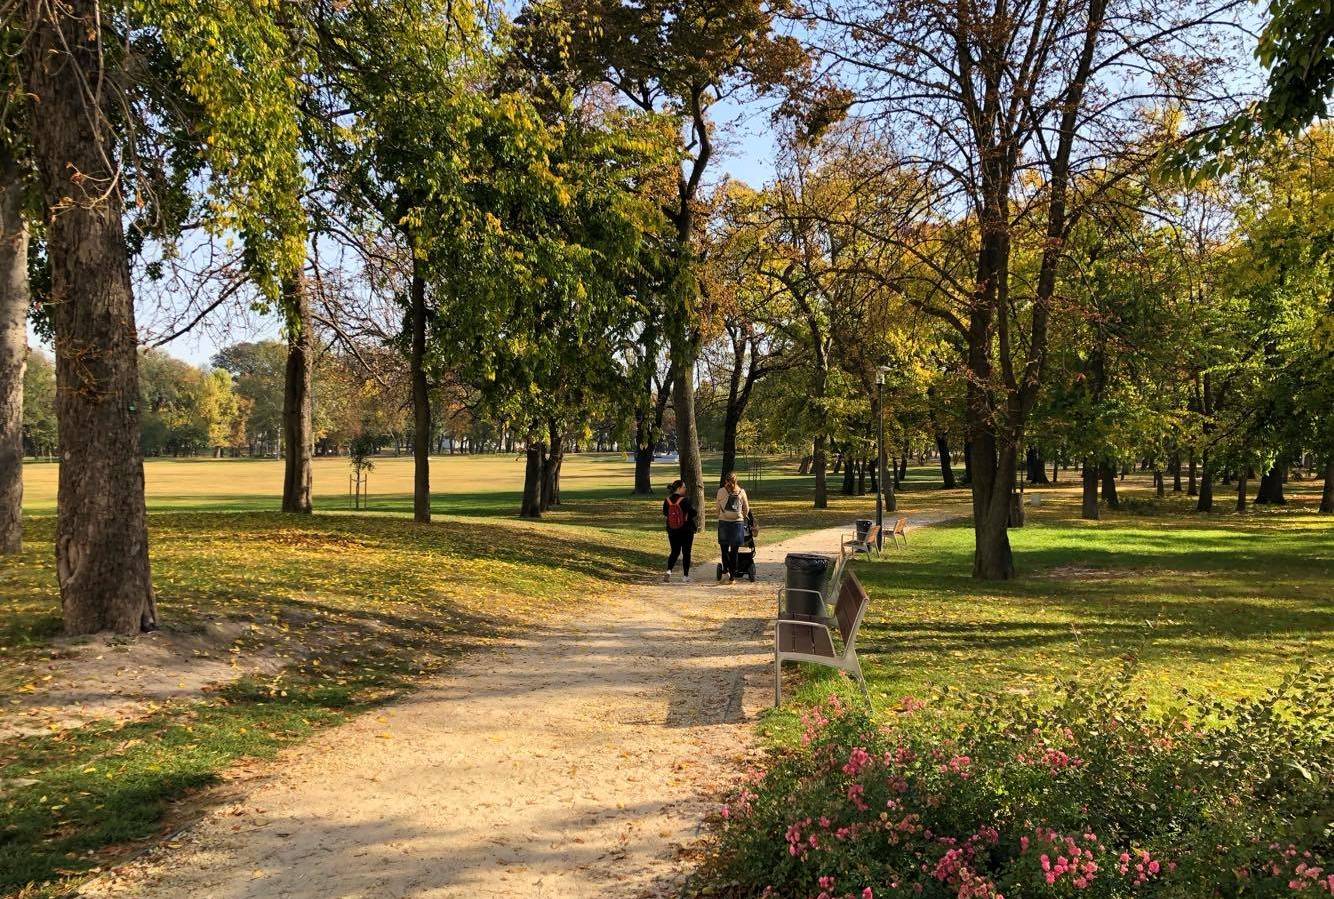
left=663, top=479, right=697, bottom=582
left=715, top=471, right=750, bottom=584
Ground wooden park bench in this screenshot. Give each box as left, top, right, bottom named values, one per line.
left=774, top=571, right=873, bottom=708
left=842, top=523, right=882, bottom=557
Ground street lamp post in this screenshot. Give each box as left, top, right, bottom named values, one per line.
left=875, top=367, right=889, bottom=552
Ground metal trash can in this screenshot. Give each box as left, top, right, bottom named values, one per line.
left=784, top=553, right=833, bottom=618
left=855, top=518, right=874, bottom=542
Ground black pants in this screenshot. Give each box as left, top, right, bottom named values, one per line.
left=667, top=528, right=694, bottom=575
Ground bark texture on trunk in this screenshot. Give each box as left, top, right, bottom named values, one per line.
left=936, top=434, right=955, bottom=488
left=1099, top=461, right=1119, bottom=509
left=1195, top=455, right=1213, bottom=512
left=520, top=441, right=543, bottom=518
left=671, top=342, right=705, bottom=532
left=410, top=264, right=430, bottom=522
left=27, top=0, right=155, bottom=632
left=633, top=447, right=653, bottom=495
left=1187, top=452, right=1198, bottom=496
left=1321, top=457, right=1333, bottom=513
left=540, top=422, right=562, bottom=512
left=1026, top=446, right=1049, bottom=484
left=1255, top=462, right=1287, bottom=505
left=812, top=435, right=827, bottom=508
left=0, top=152, right=27, bottom=554
left=1081, top=460, right=1099, bottom=520
left=281, top=276, right=313, bottom=514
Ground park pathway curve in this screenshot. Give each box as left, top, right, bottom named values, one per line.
left=83, top=508, right=957, bottom=899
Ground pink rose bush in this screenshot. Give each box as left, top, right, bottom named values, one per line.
left=694, top=667, right=1331, bottom=897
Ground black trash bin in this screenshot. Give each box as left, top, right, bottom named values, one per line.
left=855, top=518, right=874, bottom=542
left=784, top=553, right=833, bottom=618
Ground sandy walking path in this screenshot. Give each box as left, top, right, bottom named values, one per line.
left=83, top=508, right=958, bottom=899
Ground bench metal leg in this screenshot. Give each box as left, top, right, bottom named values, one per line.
left=852, top=657, right=872, bottom=710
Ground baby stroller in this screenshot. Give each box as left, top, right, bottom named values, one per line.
left=717, top=510, right=759, bottom=582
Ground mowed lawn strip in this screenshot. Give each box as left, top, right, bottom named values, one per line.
left=761, top=482, right=1334, bottom=745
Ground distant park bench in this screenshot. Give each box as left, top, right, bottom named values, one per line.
left=774, top=571, right=873, bottom=708
left=842, top=523, right=882, bottom=557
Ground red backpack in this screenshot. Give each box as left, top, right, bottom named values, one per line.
left=666, top=496, right=687, bottom=529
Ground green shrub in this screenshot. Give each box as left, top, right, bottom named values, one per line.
left=694, top=667, right=1332, bottom=898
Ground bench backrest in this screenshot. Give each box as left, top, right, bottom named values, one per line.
left=864, top=524, right=881, bottom=545
left=833, top=572, right=872, bottom=651
left=894, top=517, right=908, bottom=535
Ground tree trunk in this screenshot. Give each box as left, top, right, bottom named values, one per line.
left=881, top=437, right=896, bottom=512
left=1051, top=456, right=1059, bottom=484
left=27, top=1, right=156, bottom=632
left=410, top=263, right=431, bottom=522
left=281, top=276, right=313, bottom=514
left=1172, top=452, right=1182, bottom=492
left=1099, top=461, right=1119, bottom=509
left=797, top=455, right=811, bottom=475
left=1154, top=469, right=1165, bottom=498
left=1195, top=454, right=1214, bottom=512
left=633, top=446, right=653, bottom=495
left=1081, top=459, right=1099, bottom=520
left=0, top=151, right=27, bottom=554
left=841, top=447, right=856, bottom=495
left=936, top=433, right=956, bottom=488
left=1255, top=461, right=1287, bottom=505
left=856, top=457, right=867, bottom=495
left=1321, top=456, right=1333, bottom=513
left=520, top=440, right=543, bottom=518
left=720, top=407, right=740, bottom=484
left=1026, top=446, right=1049, bottom=484
left=540, top=422, right=563, bottom=512
left=812, top=435, right=827, bottom=508
left=1235, top=467, right=1248, bottom=513
left=1187, top=451, right=1198, bottom=496
left=961, top=440, right=973, bottom=486
left=671, top=336, right=705, bottom=532
left=970, top=433, right=1016, bottom=580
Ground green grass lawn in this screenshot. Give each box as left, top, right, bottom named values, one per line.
left=762, top=479, right=1334, bottom=743
left=3, top=455, right=1331, bottom=895
left=2, top=453, right=907, bottom=896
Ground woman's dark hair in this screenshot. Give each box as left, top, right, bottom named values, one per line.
left=667, top=479, right=684, bottom=494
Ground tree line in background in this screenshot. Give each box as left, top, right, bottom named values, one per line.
left=0, top=0, right=1329, bottom=634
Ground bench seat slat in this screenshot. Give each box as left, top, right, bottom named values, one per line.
left=776, top=623, right=835, bottom=657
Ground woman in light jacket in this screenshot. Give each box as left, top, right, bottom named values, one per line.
left=715, top=471, right=750, bottom=584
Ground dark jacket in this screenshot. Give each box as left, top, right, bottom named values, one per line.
left=662, top=495, right=697, bottom=530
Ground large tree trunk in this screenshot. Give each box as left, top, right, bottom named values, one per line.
left=720, top=407, right=740, bottom=484
left=961, top=440, right=973, bottom=486
left=0, top=151, right=27, bottom=554
left=841, top=446, right=857, bottom=495
left=1081, top=459, right=1099, bottom=520
left=1171, top=452, right=1182, bottom=492
left=1321, top=456, right=1333, bottom=513
left=936, top=433, right=956, bottom=488
left=812, top=434, right=828, bottom=508
left=540, top=422, right=563, bottom=512
left=1026, top=446, right=1049, bottom=484
left=633, top=446, right=653, bottom=495
left=1235, top=467, right=1248, bottom=513
left=1187, top=451, right=1198, bottom=496
left=1255, top=461, right=1287, bottom=505
left=281, top=276, right=313, bottom=514
left=520, top=439, right=543, bottom=518
left=671, top=336, right=705, bottom=532
left=970, top=433, right=1016, bottom=580
left=410, top=263, right=430, bottom=522
left=881, top=437, right=896, bottom=512
left=27, top=0, right=155, bottom=632
left=1195, top=454, right=1214, bottom=512
left=1099, top=461, right=1119, bottom=509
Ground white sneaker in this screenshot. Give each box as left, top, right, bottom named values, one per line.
left=683, top=575, right=692, bottom=583
left=663, top=571, right=671, bottom=582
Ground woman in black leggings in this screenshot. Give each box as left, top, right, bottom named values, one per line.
left=662, top=480, right=697, bottom=582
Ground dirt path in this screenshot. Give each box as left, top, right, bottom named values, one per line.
left=83, top=508, right=958, bottom=899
